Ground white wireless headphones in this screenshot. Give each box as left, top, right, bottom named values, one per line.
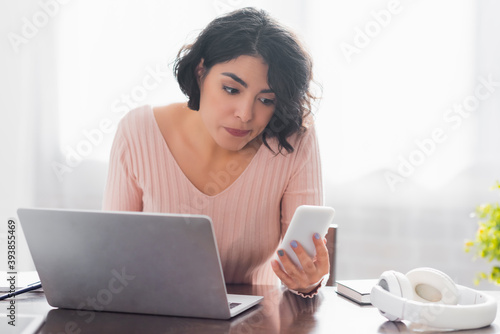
left=370, top=267, right=497, bottom=330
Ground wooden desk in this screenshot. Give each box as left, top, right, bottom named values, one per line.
left=3, top=285, right=500, bottom=333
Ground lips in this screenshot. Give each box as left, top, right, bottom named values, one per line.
left=224, top=127, right=251, bottom=137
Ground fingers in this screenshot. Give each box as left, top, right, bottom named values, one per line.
left=272, top=249, right=308, bottom=290
left=313, top=233, right=330, bottom=272
left=272, top=233, right=330, bottom=292
left=292, top=234, right=329, bottom=276
left=278, top=248, right=307, bottom=282
left=291, top=240, right=317, bottom=275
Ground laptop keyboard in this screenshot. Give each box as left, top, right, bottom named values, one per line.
left=229, top=302, right=241, bottom=309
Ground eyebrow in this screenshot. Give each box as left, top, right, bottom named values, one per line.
left=221, top=72, right=273, bottom=94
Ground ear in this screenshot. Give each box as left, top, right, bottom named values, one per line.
left=195, top=58, right=206, bottom=83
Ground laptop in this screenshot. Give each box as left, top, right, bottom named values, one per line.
left=17, top=208, right=263, bottom=319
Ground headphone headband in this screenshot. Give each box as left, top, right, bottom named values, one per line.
left=371, top=284, right=497, bottom=330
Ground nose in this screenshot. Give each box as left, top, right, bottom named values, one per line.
left=234, top=99, right=254, bottom=123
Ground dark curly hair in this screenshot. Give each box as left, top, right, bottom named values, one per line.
left=174, top=7, right=317, bottom=154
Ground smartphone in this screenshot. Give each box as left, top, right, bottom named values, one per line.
left=276, top=205, right=335, bottom=270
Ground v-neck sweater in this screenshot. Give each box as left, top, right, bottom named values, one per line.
left=103, top=105, right=323, bottom=285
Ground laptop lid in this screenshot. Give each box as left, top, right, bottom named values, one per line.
left=17, top=208, right=262, bottom=319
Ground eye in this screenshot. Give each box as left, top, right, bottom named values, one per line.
left=223, top=86, right=239, bottom=95
left=259, top=97, right=275, bottom=106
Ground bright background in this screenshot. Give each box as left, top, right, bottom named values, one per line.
left=1, top=0, right=500, bottom=289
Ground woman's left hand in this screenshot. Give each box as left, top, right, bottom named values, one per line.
left=271, top=233, right=330, bottom=294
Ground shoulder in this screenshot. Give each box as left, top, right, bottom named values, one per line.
left=152, top=102, right=189, bottom=131
left=119, top=104, right=153, bottom=127
left=110, top=106, right=152, bottom=156
left=113, top=105, right=161, bottom=152
left=117, top=103, right=185, bottom=136
left=294, top=121, right=318, bottom=148
left=116, top=105, right=154, bottom=139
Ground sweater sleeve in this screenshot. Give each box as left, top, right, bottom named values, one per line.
left=280, top=125, right=324, bottom=235
left=279, top=125, right=326, bottom=297
left=102, top=115, right=143, bottom=212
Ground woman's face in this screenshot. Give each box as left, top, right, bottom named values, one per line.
left=197, top=55, right=276, bottom=152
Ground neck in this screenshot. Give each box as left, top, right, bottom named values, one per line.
left=186, top=110, right=235, bottom=161
left=186, top=110, right=261, bottom=163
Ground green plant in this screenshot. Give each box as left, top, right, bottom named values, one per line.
left=465, top=181, right=500, bottom=285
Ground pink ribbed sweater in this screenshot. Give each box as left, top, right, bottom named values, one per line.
left=102, top=105, right=323, bottom=285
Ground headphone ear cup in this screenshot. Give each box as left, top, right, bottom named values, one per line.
left=406, top=267, right=459, bottom=305
left=376, top=271, right=413, bottom=321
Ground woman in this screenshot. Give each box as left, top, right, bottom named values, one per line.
left=103, top=7, right=329, bottom=297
